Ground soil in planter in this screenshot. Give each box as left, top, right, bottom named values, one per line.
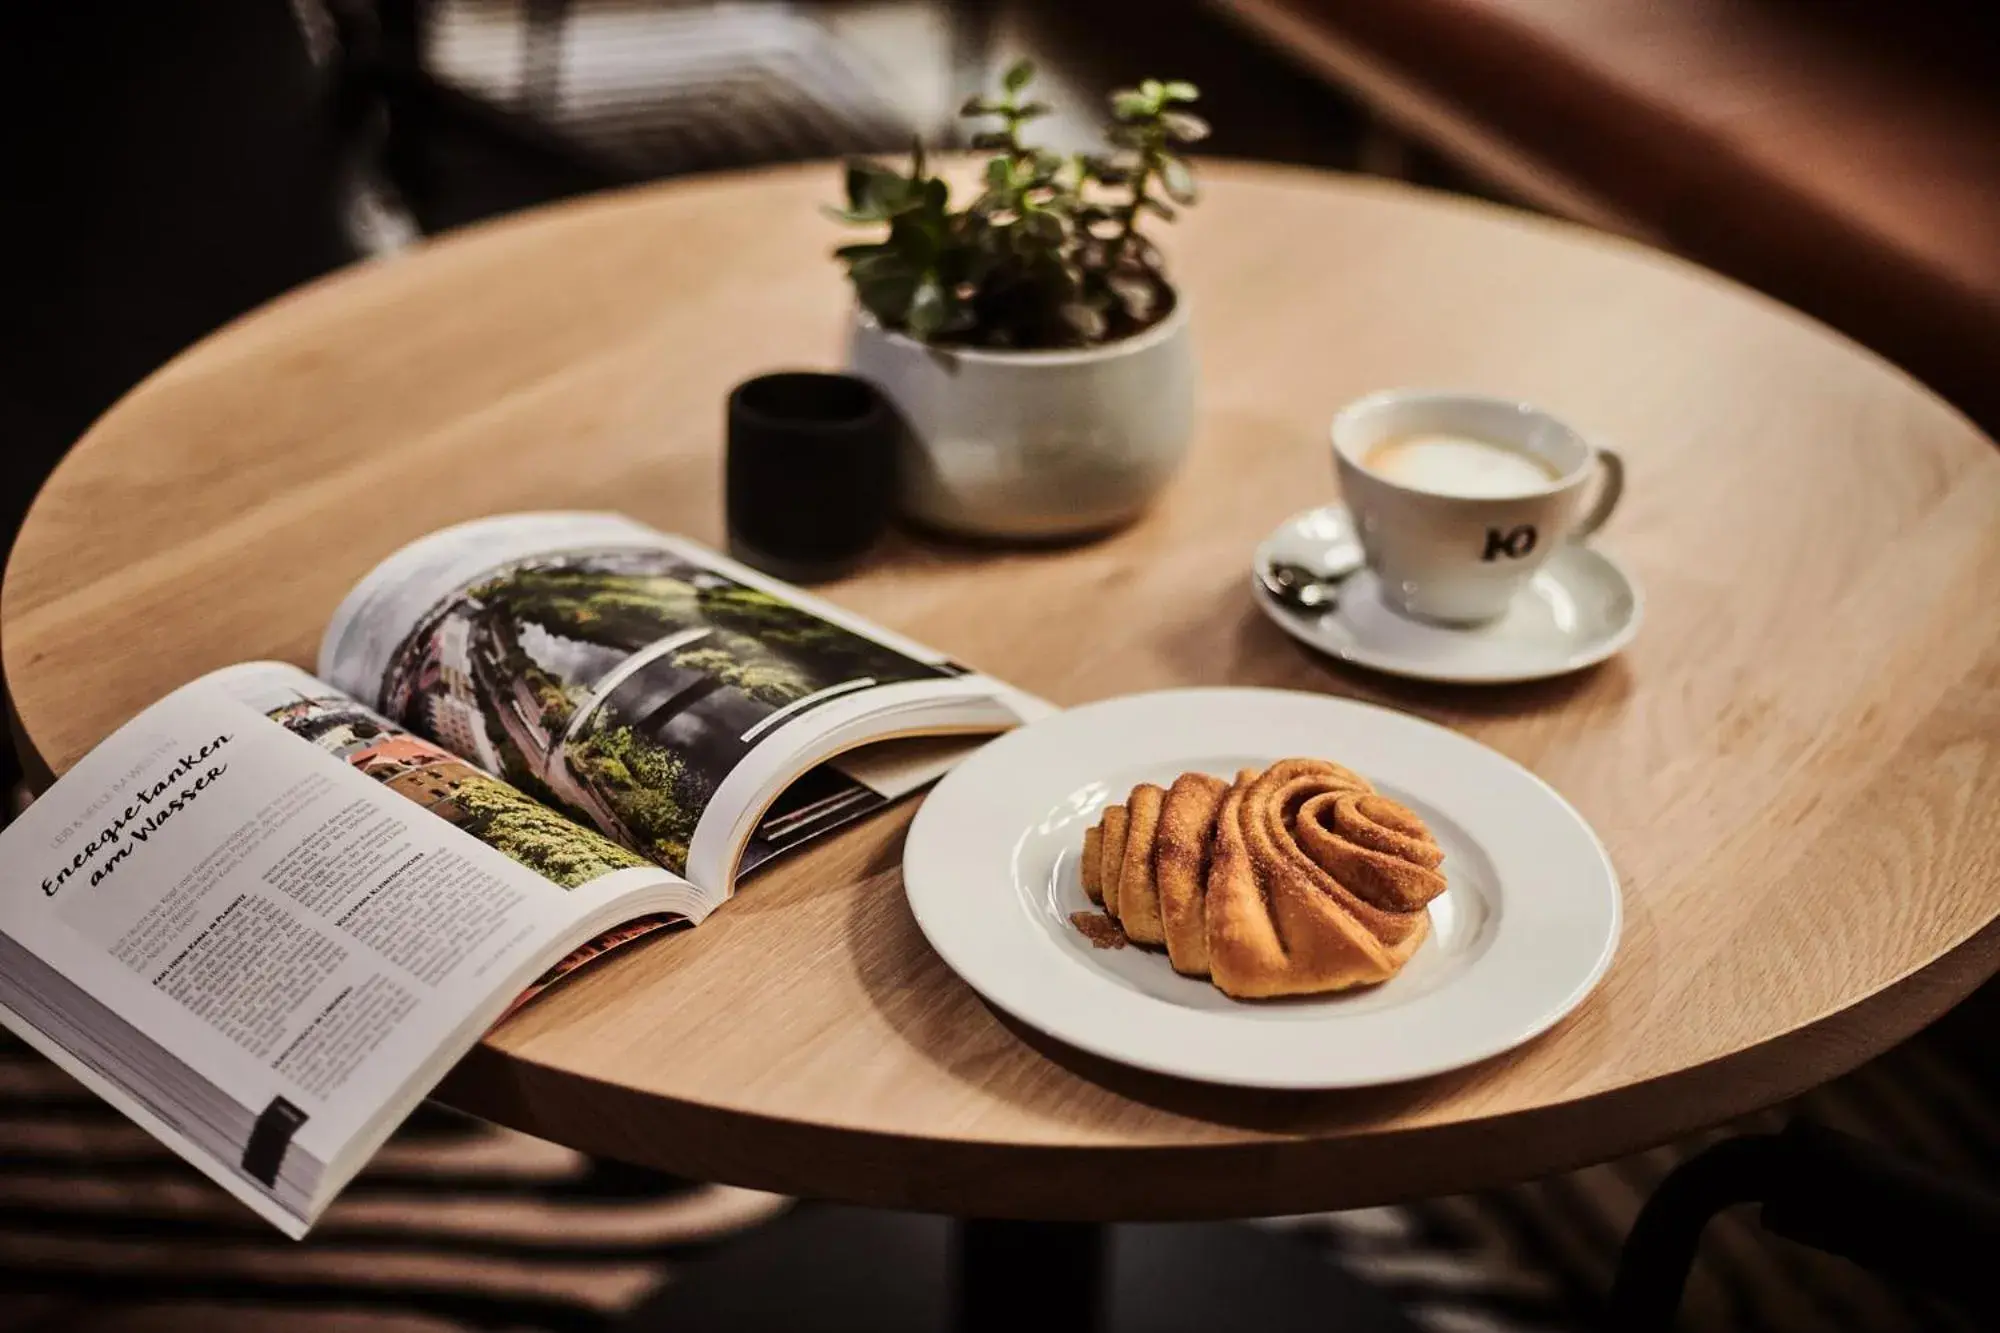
left=922, top=280, right=1177, bottom=353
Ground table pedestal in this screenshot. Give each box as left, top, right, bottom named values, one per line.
left=622, top=1205, right=1419, bottom=1332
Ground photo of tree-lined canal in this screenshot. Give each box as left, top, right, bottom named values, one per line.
left=261, top=691, right=649, bottom=889
left=378, top=547, right=951, bottom=874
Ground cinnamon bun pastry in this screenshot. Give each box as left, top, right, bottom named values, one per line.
left=1096, top=803, right=1128, bottom=917
left=1080, top=821, right=1105, bottom=905
left=1114, top=783, right=1168, bottom=944
left=1206, top=759, right=1446, bottom=998
left=1155, top=771, right=1230, bottom=976
left=1074, top=758, right=1446, bottom=1000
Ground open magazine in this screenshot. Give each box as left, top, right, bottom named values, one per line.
left=0, top=512, right=1037, bottom=1237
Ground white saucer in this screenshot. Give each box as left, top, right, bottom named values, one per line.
left=903, top=688, right=1621, bottom=1089
left=1253, top=506, right=1642, bottom=684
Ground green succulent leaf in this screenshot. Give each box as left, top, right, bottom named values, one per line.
left=1139, top=194, right=1177, bottom=221
left=887, top=213, right=937, bottom=262
left=842, top=159, right=873, bottom=205
left=907, top=277, right=950, bottom=340
left=1159, top=155, right=1198, bottom=205
left=1111, top=90, right=1152, bottom=121
left=1161, top=80, right=1199, bottom=103
left=1002, top=58, right=1036, bottom=92
left=842, top=159, right=912, bottom=219
left=1021, top=210, right=1065, bottom=244
left=854, top=267, right=916, bottom=322
left=847, top=245, right=909, bottom=274
left=1160, top=110, right=1211, bottom=143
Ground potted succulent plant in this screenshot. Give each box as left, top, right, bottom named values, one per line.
left=833, top=63, right=1207, bottom=539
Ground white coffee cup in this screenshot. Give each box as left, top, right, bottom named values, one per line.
left=1331, top=390, right=1624, bottom=625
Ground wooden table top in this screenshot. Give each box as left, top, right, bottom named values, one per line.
left=7, top=162, right=1998, bottom=1219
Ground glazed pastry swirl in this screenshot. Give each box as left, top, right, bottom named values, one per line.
left=1295, top=789, right=1447, bottom=914
left=1077, top=757, right=1448, bottom=1000
left=1207, top=758, right=1446, bottom=998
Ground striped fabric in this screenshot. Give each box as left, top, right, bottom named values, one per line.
left=0, top=1033, right=790, bottom=1330
left=426, top=0, right=917, bottom=178
left=0, top=988, right=1988, bottom=1330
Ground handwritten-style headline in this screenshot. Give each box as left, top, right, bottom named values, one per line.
left=39, top=735, right=233, bottom=896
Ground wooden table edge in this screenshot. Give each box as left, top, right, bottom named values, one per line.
left=434, top=912, right=1997, bottom=1218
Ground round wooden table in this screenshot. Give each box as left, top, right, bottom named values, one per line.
left=7, top=162, right=1998, bottom=1223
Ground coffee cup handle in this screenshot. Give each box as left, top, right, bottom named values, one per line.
left=1574, top=447, right=1625, bottom=539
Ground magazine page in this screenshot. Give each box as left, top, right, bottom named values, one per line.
left=211, top=662, right=697, bottom=994
left=319, top=513, right=1034, bottom=890
left=0, top=669, right=627, bottom=1235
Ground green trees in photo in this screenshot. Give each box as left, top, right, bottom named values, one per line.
left=471, top=561, right=937, bottom=691
left=475, top=569, right=696, bottom=651
left=664, top=633, right=817, bottom=706
left=480, top=608, right=584, bottom=733
left=695, top=584, right=935, bottom=684
left=451, top=774, right=650, bottom=888
left=565, top=720, right=715, bottom=874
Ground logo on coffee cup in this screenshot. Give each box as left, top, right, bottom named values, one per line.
left=1481, top=525, right=1537, bottom=561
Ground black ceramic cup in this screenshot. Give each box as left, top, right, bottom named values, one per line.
left=725, top=371, right=896, bottom=583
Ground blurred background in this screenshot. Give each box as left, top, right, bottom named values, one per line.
left=1, top=3, right=1995, bottom=1330
left=0, top=0, right=1408, bottom=557
left=9, top=0, right=1998, bottom=554
left=9, top=0, right=2000, bottom=565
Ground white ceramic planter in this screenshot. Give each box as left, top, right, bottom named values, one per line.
left=846, top=300, right=1196, bottom=539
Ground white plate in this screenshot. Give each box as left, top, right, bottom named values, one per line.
left=1254, top=505, right=1642, bottom=684
left=903, top=688, right=1620, bottom=1089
